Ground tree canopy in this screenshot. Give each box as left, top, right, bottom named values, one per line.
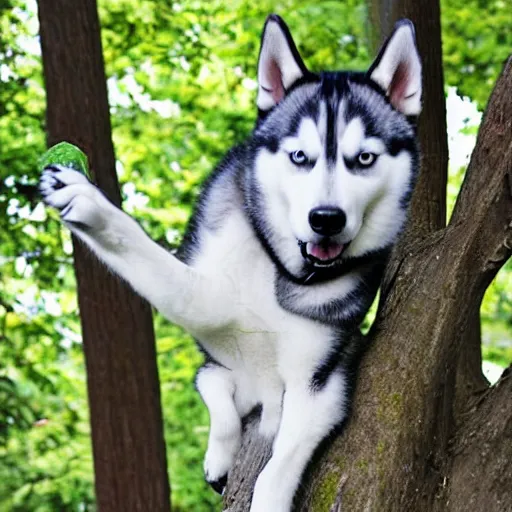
left=0, top=0, right=510, bottom=510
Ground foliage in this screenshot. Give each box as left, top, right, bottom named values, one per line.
left=0, top=0, right=510, bottom=510
left=441, top=0, right=512, bottom=109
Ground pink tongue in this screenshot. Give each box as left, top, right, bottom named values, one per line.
left=307, top=242, right=343, bottom=261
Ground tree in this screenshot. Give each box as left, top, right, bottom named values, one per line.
left=36, top=1, right=171, bottom=510
left=223, top=2, right=512, bottom=510
left=1, top=0, right=510, bottom=510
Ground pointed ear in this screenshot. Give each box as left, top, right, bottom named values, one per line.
left=256, top=15, right=309, bottom=112
left=368, top=19, right=422, bottom=116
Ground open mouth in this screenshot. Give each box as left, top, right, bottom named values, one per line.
left=299, top=239, right=350, bottom=266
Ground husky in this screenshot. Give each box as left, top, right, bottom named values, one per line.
left=39, top=14, right=422, bottom=512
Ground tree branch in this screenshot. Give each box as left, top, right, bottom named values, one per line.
left=453, top=307, right=489, bottom=422
left=442, top=367, right=512, bottom=512
left=450, top=56, right=512, bottom=267
left=223, top=414, right=272, bottom=512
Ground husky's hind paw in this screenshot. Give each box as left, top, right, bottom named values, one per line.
left=204, top=436, right=240, bottom=495
left=39, top=165, right=107, bottom=230
left=207, top=474, right=227, bottom=495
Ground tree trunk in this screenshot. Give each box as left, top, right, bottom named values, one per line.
left=366, top=0, right=489, bottom=445
left=223, top=14, right=512, bottom=512
left=37, top=1, right=171, bottom=510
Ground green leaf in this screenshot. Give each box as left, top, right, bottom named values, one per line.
left=38, top=142, right=90, bottom=179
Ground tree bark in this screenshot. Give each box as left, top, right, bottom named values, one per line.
left=223, top=45, right=512, bottom=512
left=367, top=0, right=488, bottom=433
left=443, top=367, right=512, bottom=512
left=37, top=1, right=171, bottom=511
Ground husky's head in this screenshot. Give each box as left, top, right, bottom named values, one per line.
left=245, top=15, right=422, bottom=284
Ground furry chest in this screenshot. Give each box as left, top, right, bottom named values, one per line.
left=194, top=236, right=286, bottom=365
left=191, top=212, right=336, bottom=379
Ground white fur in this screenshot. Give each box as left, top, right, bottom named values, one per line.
left=196, top=366, right=242, bottom=484
left=282, top=117, right=322, bottom=160
left=340, top=117, right=365, bottom=159
left=345, top=151, right=412, bottom=256
left=360, top=137, right=386, bottom=156
left=316, top=100, right=328, bottom=144
left=251, top=371, right=346, bottom=512
left=333, top=150, right=413, bottom=257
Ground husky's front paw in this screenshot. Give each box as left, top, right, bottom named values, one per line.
left=39, top=165, right=107, bottom=230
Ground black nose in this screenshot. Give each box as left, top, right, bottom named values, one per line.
left=309, top=207, right=346, bottom=236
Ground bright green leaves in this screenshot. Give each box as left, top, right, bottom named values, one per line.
left=442, top=0, right=512, bottom=109
left=38, top=142, right=90, bottom=179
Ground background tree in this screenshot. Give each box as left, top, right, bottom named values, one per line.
left=1, top=0, right=510, bottom=510
left=36, top=0, right=171, bottom=510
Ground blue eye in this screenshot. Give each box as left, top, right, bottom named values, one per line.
left=290, top=150, right=308, bottom=166
left=357, top=152, right=377, bottom=167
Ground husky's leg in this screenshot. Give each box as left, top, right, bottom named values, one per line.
left=258, top=381, right=284, bottom=440
left=196, top=364, right=242, bottom=494
left=250, top=371, right=348, bottom=512
left=39, top=166, right=237, bottom=334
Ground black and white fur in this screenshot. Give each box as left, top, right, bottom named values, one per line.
left=39, top=15, right=422, bottom=512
